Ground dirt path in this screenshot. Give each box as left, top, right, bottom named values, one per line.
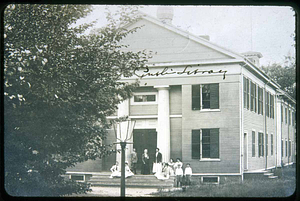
left=75, top=187, right=160, bottom=197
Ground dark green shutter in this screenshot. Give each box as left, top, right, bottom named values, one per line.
left=210, top=128, right=219, bottom=158
left=252, top=131, right=255, bottom=157
left=210, top=84, right=219, bottom=109
left=246, top=80, right=250, bottom=109
left=192, top=85, right=200, bottom=110
left=243, top=77, right=247, bottom=108
left=262, top=133, right=264, bottom=156
left=192, top=130, right=200, bottom=159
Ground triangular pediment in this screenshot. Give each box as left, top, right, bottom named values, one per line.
left=120, top=14, right=243, bottom=64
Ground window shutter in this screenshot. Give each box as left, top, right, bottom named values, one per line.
left=210, top=84, right=219, bottom=109
left=252, top=131, right=255, bottom=157
left=262, top=133, right=264, bottom=156
left=210, top=128, right=219, bottom=158
left=192, top=85, right=200, bottom=110
left=192, top=130, right=200, bottom=159
left=243, top=77, right=247, bottom=108
left=246, top=80, right=250, bottom=109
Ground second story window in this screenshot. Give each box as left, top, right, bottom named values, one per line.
left=192, top=84, right=219, bottom=110
left=134, top=95, right=156, bottom=102
left=131, top=92, right=157, bottom=105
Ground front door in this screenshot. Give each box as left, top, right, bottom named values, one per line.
left=133, top=129, right=157, bottom=173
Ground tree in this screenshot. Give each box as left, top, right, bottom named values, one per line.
left=261, top=56, right=296, bottom=99
left=4, top=5, right=148, bottom=196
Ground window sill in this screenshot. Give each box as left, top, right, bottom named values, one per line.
left=200, top=159, right=221, bottom=162
left=130, top=102, right=157, bottom=106
left=199, top=109, right=221, bottom=112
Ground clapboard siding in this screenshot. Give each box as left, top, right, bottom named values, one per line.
left=170, top=117, right=182, bottom=160
left=121, top=19, right=232, bottom=63
left=170, top=85, right=182, bottom=115
left=181, top=79, right=241, bottom=173
left=130, top=105, right=158, bottom=116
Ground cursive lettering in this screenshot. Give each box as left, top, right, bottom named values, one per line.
left=134, top=65, right=227, bottom=79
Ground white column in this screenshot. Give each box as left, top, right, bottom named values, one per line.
left=155, top=85, right=170, bottom=163
left=116, top=99, right=130, bottom=165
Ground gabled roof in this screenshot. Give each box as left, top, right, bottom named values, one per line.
left=122, top=11, right=295, bottom=104
left=130, top=11, right=245, bottom=61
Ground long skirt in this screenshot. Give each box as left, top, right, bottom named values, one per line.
left=155, top=172, right=169, bottom=180
left=152, top=162, right=162, bottom=174
left=141, top=163, right=150, bottom=175
left=110, top=171, right=121, bottom=178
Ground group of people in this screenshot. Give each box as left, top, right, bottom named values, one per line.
left=109, top=161, right=134, bottom=179
left=154, top=156, right=193, bottom=187
left=109, top=147, right=193, bottom=186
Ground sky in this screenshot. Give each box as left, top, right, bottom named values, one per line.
left=78, top=5, right=295, bottom=66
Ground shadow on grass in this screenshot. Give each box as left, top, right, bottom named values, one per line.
left=152, top=166, right=296, bottom=197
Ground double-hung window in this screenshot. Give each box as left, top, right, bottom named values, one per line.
left=131, top=92, right=157, bottom=105
left=192, top=84, right=219, bottom=110
left=191, top=128, right=220, bottom=160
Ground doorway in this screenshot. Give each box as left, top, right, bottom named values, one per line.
left=133, top=129, right=157, bottom=173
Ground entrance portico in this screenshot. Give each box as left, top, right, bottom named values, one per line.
left=116, top=85, right=171, bottom=166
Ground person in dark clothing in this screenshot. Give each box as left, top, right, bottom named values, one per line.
left=141, top=149, right=150, bottom=175
left=152, top=148, right=162, bottom=174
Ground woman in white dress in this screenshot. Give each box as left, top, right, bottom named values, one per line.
left=168, top=158, right=175, bottom=176
left=125, top=161, right=134, bottom=178
left=155, top=163, right=170, bottom=180
left=109, top=161, right=121, bottom=178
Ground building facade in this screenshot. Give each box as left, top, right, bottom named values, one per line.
left=67, top=8, right=296, bottom=181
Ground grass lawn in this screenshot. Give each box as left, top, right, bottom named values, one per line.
left=152, top=166, right=296, bottom=197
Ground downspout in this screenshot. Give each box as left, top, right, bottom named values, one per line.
left=287, top=104, right=290, bottom=165
left=281, top=101, right=283, bottom=167
left=275, top=93, right=277, bottom=170
left=240, top=66, right=244, bottom=181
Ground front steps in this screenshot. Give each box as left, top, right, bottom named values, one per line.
left=263, top=172, right=278, bottom=179
left=244, top=168, right=279, bottom=180
left=88, top=173, right=175, bottom=188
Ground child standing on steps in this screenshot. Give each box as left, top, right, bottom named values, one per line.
left=175, top=163, right=183, bottom=187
